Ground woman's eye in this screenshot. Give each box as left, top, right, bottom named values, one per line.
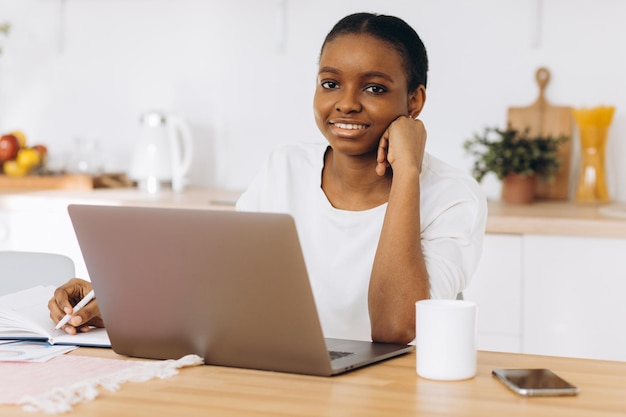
left=365, top=85, right=387, bottom=94
left=321, top=80, right=339, bottom=89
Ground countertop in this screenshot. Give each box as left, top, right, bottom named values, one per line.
left=487, top=199, right=626, bottom=238
left=0, top=187, right=242, bottom=212
left=2, top=187, right=626, bottom=239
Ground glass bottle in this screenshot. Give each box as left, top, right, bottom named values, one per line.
left=572, top=106, right=615, bottom=203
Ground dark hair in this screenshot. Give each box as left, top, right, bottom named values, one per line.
left=320, top=13, right=428, bottom=91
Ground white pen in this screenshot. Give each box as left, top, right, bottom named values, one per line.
left=54, top=289, right=96, bottom=330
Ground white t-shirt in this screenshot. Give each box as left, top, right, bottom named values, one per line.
left=236, top=143, right=487, bottom=341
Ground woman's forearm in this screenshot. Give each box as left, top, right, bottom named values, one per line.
left=368, top=166, right=428, bottom=344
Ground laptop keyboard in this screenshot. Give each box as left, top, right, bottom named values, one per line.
left=329, top=350, right=355, bottom=361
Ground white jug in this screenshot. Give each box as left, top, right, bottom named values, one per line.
left=129, top=111, right=193, bottom=193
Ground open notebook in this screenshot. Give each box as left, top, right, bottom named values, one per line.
left=68, top=204, right=413, bottom=376
left=0, top=285, right=110, bottom=348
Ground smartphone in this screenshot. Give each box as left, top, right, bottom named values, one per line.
left=492, top=369, right=580, bottom=397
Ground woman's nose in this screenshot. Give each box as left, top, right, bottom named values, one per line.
left=335, top=89, right=362, bottom=113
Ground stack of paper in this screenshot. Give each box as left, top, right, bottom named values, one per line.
left=0, top=340, right=76, bottom=362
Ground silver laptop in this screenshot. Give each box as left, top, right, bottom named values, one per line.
left=67, top=204, right=412, bottom=376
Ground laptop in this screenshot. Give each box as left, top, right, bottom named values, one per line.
left=67, top=204, right=413, bottom=376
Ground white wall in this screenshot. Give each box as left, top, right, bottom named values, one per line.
left=0, top=0, right=624, bottom=201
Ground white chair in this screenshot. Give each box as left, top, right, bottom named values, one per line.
left=0, top=251, right=75, bottom=296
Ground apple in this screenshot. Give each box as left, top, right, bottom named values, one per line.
left=0, top=134, right=20, bottom=161
left=31, top=144, right=48, bottom=159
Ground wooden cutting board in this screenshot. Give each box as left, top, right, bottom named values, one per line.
left=0, top=173, right=133, bottom=191
left=507, top=67, right=573, bottom=200
left=0, top=174, right=94, bottom=191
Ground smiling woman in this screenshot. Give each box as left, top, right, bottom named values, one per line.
left=49, top=12, right=488, bottom=347
left=235, top=13, right=487, bottom=344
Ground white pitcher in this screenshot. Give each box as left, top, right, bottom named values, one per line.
left=128, top=111, right=193, bottom=193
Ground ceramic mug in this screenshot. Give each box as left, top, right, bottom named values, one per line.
left=415, top=299, right=477, bottom=381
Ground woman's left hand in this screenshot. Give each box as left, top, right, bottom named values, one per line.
left=376, top=116, right=427, bottom=176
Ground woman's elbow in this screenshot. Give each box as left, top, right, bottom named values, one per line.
left=371, top=323, right=415, bottom=345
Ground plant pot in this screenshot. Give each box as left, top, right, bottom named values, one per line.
left=502, top=174, right=536, bottom=204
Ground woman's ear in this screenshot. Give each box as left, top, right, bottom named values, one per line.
left=408, top=85, right=426, bottom=119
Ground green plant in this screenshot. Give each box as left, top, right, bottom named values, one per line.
left=463, top=126, right=568, bottom=182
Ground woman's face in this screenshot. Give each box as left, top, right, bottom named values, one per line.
left=314, top=33, right=415, bottom=157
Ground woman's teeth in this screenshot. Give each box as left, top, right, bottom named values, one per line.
left=334, top=123, right=366, bottom=130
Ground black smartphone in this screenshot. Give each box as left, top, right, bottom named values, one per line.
left=492, top=369, right=580, bottom=397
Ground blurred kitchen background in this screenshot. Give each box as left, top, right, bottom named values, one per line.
left=0, top=0, right=624, bottom=200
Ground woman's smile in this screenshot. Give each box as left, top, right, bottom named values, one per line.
left=330, top=120, right=370, bottom=138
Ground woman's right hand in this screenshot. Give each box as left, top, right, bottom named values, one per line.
left=48, top=278, right=105, bottom=334
left=376, top=115, right=427, bottom=177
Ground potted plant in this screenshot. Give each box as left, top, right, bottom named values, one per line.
left=463, top=126, right=568, bottom=204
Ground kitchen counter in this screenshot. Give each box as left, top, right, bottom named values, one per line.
left=486, top=199, right=626, bottom=238
left=0, top=187, right=242, bottom=212
left=2, top=188, right=626, bottom=238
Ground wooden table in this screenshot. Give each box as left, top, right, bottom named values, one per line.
left=2, top=349, right=625, bottom=416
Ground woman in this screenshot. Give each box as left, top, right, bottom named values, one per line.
left=49, top=13, right=487, bottom=345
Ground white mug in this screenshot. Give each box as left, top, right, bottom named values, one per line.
left=415, top=299, right=477, bottom=380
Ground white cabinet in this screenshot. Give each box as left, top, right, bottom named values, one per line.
left=466, top=232, right=626, bottom=362
left=523, top=235, right=626, bottom=361
left=464, top=234, right=522, bottom=353
left=0, top=207, right=88, bottom=278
